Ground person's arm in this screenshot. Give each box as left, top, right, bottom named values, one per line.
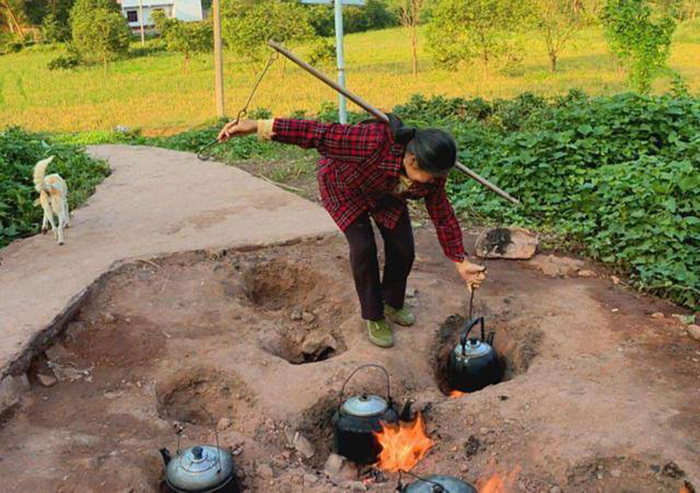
left=219, top=118, right=384, bottom=163
left=424, top=179, right=486, bottom=290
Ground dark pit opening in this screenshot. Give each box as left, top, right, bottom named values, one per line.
left=258, top=324, right=347, bottom=364
left=432, top=314, right=543, bottom=395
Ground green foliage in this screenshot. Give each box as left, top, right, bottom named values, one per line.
left=601, top=0, right=676, bottom=93
left=673, top=17, right=700, bottom=42
left=152, top=11, right=213, bottom=70
left=41, top=12, right=72, bottom=43
left=70, top=0, right=131, bottom=67
left=307, top=0, right=398, bottom=37
left=396, top=92, right=700, bottom=308
left=222, top=0, right=315, bottom=62
left=307, top=37, right=336, bottom=67
left=426, top=0, right=531, bottom=71
left=47, top=49, right=80, bottom=70
left=532, top=0, right=592, bottom=71
left=0, top=126, right=110, bottom=247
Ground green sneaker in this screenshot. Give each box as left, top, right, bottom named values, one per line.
left=366, top=318, right=394, bottom=348
left=384, top=304, right=416, bottom=327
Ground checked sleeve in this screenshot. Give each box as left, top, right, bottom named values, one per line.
left=271, top=118, right=384, bottom=163
left=424, top=179, right=467, bottom=262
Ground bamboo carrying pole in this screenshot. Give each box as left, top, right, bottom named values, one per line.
left=267, top=40, right=520, bottom=206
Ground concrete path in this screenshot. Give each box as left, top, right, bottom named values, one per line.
left=0, top=145, right=336, bottom=382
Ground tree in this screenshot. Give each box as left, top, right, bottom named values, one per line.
left=222, top=0, right=314, bottom=63
left=153, top=10, right=213, bottom=72
left=398, top=0, right=425, bottom=75
left=1, top=0, right=25, bottom=35
left=426, top=0, right=531, bottom=75
left=70, top=1, right=130, bottom=71
left=533, top=0, right=591, bottom=72
left=601, top=0, right=676, bottom=92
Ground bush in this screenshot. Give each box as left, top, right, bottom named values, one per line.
left=0, top=127, right=111, bottom=247
left=307, top=37, right=336, bottom=67
left=410, top=92, right=700, bottom=308
left=308, top=0, right=398, bottom=37
left=48, top=49, right=81, bottom=70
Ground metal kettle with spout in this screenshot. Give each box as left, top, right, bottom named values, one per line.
left=447, top=317, right=503, bottom=393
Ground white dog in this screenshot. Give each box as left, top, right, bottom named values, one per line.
left=33, top=156, right=70, bottom=245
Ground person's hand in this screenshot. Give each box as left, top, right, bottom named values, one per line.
left=455, top=259, right=487, bottom=292
left=217, top=119, right=258, bottom=142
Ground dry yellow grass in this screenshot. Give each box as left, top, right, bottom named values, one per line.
left=1, top=26, right=698, bottom=134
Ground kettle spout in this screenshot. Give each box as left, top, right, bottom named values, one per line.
left=159, top=448, right=172, bottom=466
left=400, top=398, right=415, bottom=422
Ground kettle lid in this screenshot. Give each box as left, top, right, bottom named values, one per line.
left=165, top=445, right=235, bottom=492
left=404, top=474, right=477, bottom=492
left=341, top=394, right=389, bottom=417
left=454, top=338, right=493, bottom=359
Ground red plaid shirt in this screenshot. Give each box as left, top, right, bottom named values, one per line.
left=272, top=118, right=466, bottom=262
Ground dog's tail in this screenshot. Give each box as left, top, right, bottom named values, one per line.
left=33, top=156, right=55, bottom=192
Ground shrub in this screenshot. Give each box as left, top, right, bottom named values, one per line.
left=0, top=127, right=111, bottom=247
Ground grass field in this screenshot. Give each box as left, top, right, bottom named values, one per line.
left=1, top=24, right=699, bottom=134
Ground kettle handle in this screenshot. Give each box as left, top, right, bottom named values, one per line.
left=460, top=316, right=485, bottom=353
left=338, top=364, right=393, bottom=409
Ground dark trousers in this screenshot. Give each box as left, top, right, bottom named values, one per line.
left=343, top=209, right=415, bottom=321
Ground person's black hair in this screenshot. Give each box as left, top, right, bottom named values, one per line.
left=387, top=114, right=457, bottom=176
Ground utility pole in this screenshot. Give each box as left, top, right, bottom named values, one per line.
left=334, top=0, right=347, bottom=123
left=213, top=0, right=225, bottom=118
left=139, top=0, right=145, bottom=46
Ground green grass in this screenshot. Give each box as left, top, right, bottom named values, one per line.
left=0, top=24, right=699, bottom=134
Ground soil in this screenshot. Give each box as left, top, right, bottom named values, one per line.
left=1, top=230, right=699, bottom=492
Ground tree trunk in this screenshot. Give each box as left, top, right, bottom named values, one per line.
left=103, top=53, right=108, bottom=75
left=550, top=52, right=557, bottom=72
left=411, top=26, right=418, bottom=76
left=1, top=0, right=24, bottom=36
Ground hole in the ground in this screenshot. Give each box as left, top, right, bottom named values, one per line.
left=432, top=314, right=542, bottom=395
left=258, top=325, right=347, bottom=364
left=294, top=395, right=338, bottom=469
left=155, top=368, right=254, bottom=425
left=240, top=259, right=320, bottom=310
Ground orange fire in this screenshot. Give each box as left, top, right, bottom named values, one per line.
left=449, top=390, right=468, bottom=398
left=478, top=467, right=522, bottom=493
left=373, top=412, right=434, bottom=473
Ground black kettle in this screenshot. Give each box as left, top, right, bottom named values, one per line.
left=332, top=364, right=410, bottom=464
left=447, top=317, right=503, bottom=393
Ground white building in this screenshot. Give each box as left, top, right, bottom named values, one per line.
left=118, top=0, right=204, bottom=32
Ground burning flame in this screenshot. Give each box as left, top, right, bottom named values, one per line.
left=373, top=412, right=434, bottom=473
left=478, top=467, right=521, bottom=493
left=449, top=390, right=468, bottom=398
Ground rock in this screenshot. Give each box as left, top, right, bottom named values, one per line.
left=672, top=314, right=696, bottom=325
left=528, top=254, right=585, bottom=277
left=37, top=373, right=58, bottom=388
left=475, top=227, right=538, bottom=260
left=687, top=325, right=700, bottom=341
left=340, top=481, right=366, bottom=491
left=611, top=469, right=622, bottom=478
left=611, top=276, right=621, bottom=285
left=302, top=311, right=316, bottom=324
left=0, top=374, right=30, bottom=414
left=292, top=432, right=315, bottom=459
left=301, top=332, right=338, bottom=358
left=303, top=474, right=319, bottom=486
left=651, top=312, right=665, bottom=320
left=578, top=269, right=596, bottom=278
left=217, top=418, right=232, bottom=430
left=257, top=463, right=274, bottom=479
left=550, top=487, right=562, bottom=493
left=406, top=288, right=418, bottom=298
left=324, top=453, right=358, bottom=485
left=290, top=310, right=303, bottom=321
left=102, top=312, right=116, bottom=324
